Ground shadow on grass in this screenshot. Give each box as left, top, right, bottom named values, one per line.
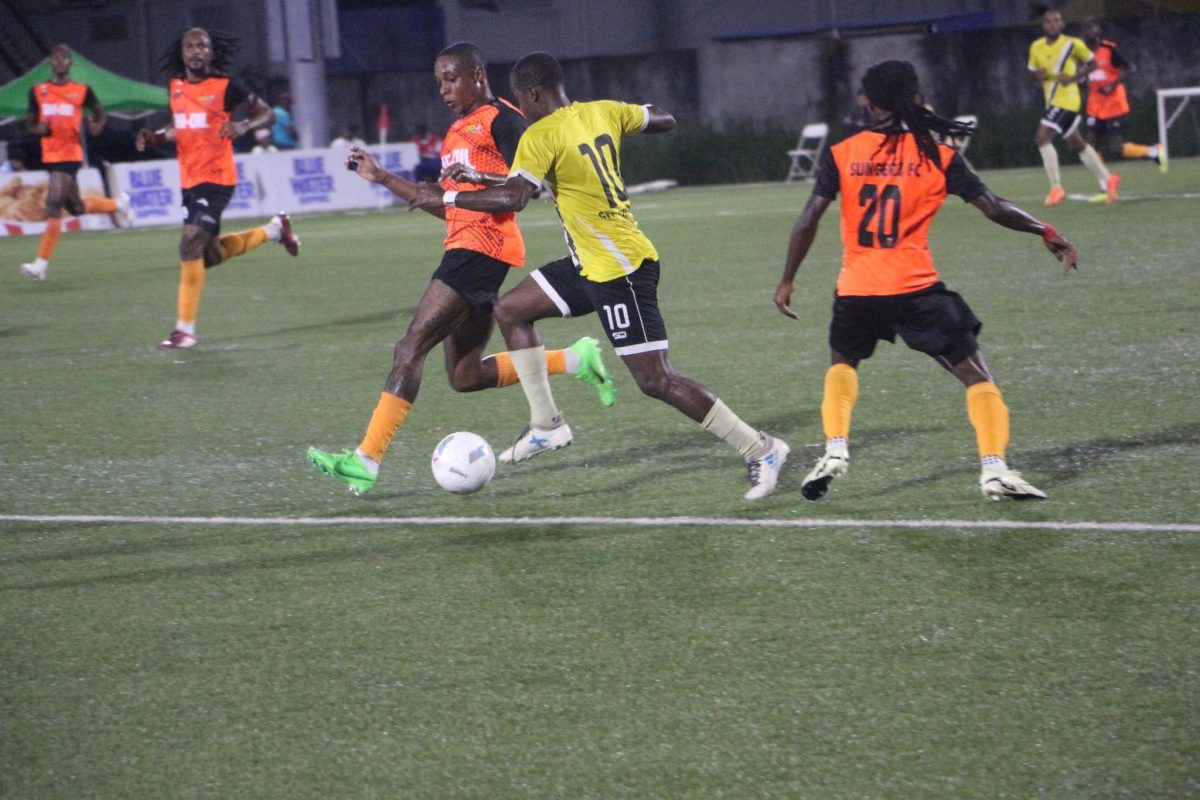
left=239, top=307, right=413, bottom=340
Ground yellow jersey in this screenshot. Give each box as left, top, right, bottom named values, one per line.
left=510, top=100, right=658, bottom=282
left=1027, top=34, right=1092, bottom=112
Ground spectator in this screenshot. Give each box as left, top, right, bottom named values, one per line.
left=411, top=123, right=442, bottom=182
left=271, top=91, right=298, bottom=150
left=330, top=124, right=366, bottom=151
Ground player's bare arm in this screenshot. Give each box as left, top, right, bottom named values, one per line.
left=410, top=174, right=537, bottom=214
left=644, top=105, right=676, bottom=134
left=220, top=94, right=273, bottom=140
left=774, top=194, right=833, bottom=319
left=439, top=162, right=509, bottom=186
left=135, top=124, right=175, bottom=151
left=1057, top=60, right=1096, bottom=86
left=969, top=191, right=1078, bottom=272
left=348, top=146, right=446, bottom=219
left=85, top=102, right=107, bottom=137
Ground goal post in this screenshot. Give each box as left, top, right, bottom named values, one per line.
left=1157, top=87, right=1200, bottom=163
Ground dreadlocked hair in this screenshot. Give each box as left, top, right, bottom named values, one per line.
left=159, top=28, right=240, bottom=76
left=861, top=60, right=975, bottom=170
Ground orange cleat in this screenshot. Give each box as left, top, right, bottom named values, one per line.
left=1043, top=187, right=1067, bottom=207
left=1105, top=173, right=1121, bottom=205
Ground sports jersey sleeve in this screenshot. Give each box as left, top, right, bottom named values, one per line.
left=812, top=148, right=840, bottom=199
left=943, top=152, right=987, bottom=201
left=489, top=105, right=527, bottom=167
left=223, top=78, right=251, bottom=111
left=615, top=101, right=649, bottom=135
left=27, top=87, right=37, bottom=117
left=510, top=123, right=555, bottom=187
left=1109, top=45, right=1130, bottom=70
left=83, top=85, right=99, bottom=111
left=1072, top=38, right=1094, bottom=64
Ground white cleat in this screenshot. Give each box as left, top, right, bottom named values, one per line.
left=800, top=442, right=849, bottom=501
left=272, top=211, right=300, bottom=256
left=113, top=191, right=133, bottom=228
left=499, top=419, right=573, bottom=464
left=744, top=435, right=789, bottom=500
left=980, top=468, right=1047, bottom=501
left=20, top=262, right=46, bottom=281
left=157, top=329, right=199, bottom=350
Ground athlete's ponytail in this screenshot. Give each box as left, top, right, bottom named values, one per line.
left=861, top=60, right=975, bottom=169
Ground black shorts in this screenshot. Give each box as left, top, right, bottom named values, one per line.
left=1040, top=106, right=1081, bottom=137
left=829, top=282, right=982, bottom=367
left=181, top=183, right=235, bottom=236
left=580, top=260, right=668, bottom=356
left=44, top=161, right=81, bottom=176
left=432, top=248, right=511, bottom=311
left=1086, top=114, right=1124, bottom=137
left=530, top=256, right=594, bottom=318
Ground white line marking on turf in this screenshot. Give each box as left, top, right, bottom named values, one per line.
left=1, top=514, right=1197, bottom=533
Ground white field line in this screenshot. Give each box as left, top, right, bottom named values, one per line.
left=0, top=514, right=1197, bottom=533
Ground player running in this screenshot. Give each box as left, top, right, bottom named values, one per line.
left=411, top=52, right=789, bottom=501
left=20, top=44, right=131, bottom=281
left=1082, top=15, right=1165, bottom=173
left=774, top=60, right=1078, bottom=502
left=135, top=28, right=300, bottom=350
left=1027, top=8, right=1118, bottom=206
left=306, top=42, right=614, bottom=496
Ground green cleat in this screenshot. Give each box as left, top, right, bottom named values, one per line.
left=306, top=447, right=377, bottom=495
left=1157, top=147, right=1168, bottom=174
left=569, top=336, right=616, bottom=407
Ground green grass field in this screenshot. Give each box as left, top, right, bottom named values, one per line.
left=2, top=158, right=1198, bottom=798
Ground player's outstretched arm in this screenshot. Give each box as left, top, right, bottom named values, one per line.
left=644, top=105, right=676, bottom=135
left=774, top=194, right=833, bottom=319
left=348, top=146, right=445, bottom=220
left=410, top=174, right=538, bottom=215
left=969, top=190, right=1078, bottom=273
left=440, top=162, right=509, bottom=187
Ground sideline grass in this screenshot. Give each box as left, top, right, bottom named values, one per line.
left=2, top=158, right=1198, bottom=798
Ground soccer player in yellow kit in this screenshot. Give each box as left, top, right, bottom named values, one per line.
left=1028, top=8, right=1119, bottom=206
left=413, top=52, right=788, bottom=500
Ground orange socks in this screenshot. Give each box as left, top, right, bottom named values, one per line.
left=36, top=217, right=62, bottom=261
left=488, top=349, right=568, bottom=389
left=83, top=197, right=117, bottom=214
left=218, top=227, right=269, bottom=260
left=966, top=381, right=1009, bottom=460
left=177, top=259, right=206, bottom=327
left=1122, top=142, right=1150, bottom=159
left=358, top=392, right=413, bottom=463
left=821, top=364, right=859, bottom=440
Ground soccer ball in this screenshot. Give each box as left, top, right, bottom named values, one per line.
left=431, top=432, right=496, bottom=494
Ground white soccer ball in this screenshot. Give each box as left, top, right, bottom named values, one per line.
left=431, top=431, right=496, bottom=494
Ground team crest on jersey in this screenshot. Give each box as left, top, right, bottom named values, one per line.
left=464, top=124, right=483, bottom=135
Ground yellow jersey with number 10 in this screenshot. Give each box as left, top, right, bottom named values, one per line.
left=510, top=100, right=659, bottom=282
left=1027, top=34, right=1092, bottom=112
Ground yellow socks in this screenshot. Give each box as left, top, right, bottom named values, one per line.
left=36, top=217, right=62, bottom=261
left=358, top=392, right=413, bottom=463
left=821, top=364, right=859, bottom=441
left=83, top=197, right=117, bottom=214
left=966, top=381, right=1009, bottom=461
left=177, top=258, right=206, bottom=327
left=488, top=349, right=569, bottom=389
left=218, top=227, right=269, bottom=260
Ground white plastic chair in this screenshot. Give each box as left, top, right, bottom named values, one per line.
left=950, top=114, right=978, bottom=170
left=785, top=122, right=829, bottom=183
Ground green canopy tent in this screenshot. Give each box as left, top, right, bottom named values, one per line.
left=0, top=50, right=167, bottom=123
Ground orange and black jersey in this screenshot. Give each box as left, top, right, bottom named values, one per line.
left=813, top=130, right=986, bottom=297
left=1087, top=39, right=1132, bottom=120
left=28, top=81, right=99, bottom=163
left=440, top=98, right=527, bottom=266
left=169, top=75, right=251, bottom=189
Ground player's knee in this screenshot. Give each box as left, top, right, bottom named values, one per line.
left=446, top=368, right=486, bottom=393
left=631, top=368, right=671, bottom=401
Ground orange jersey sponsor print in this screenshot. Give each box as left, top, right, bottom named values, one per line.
left=439, top=99, right=527, bottom=266
left=169, top=76, right=244, bottom=188
left=815, top=131, right=986, bottom=297
left=29, top=81, right=95, bottom=163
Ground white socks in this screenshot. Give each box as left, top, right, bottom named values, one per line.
left=702, top=399, right=763, bottom=458
left=1077, top=144, right=1110, bottom=187
left=1038, top=142, right=1061, bottom=188
left=510, top=345, right=562, bottom=428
